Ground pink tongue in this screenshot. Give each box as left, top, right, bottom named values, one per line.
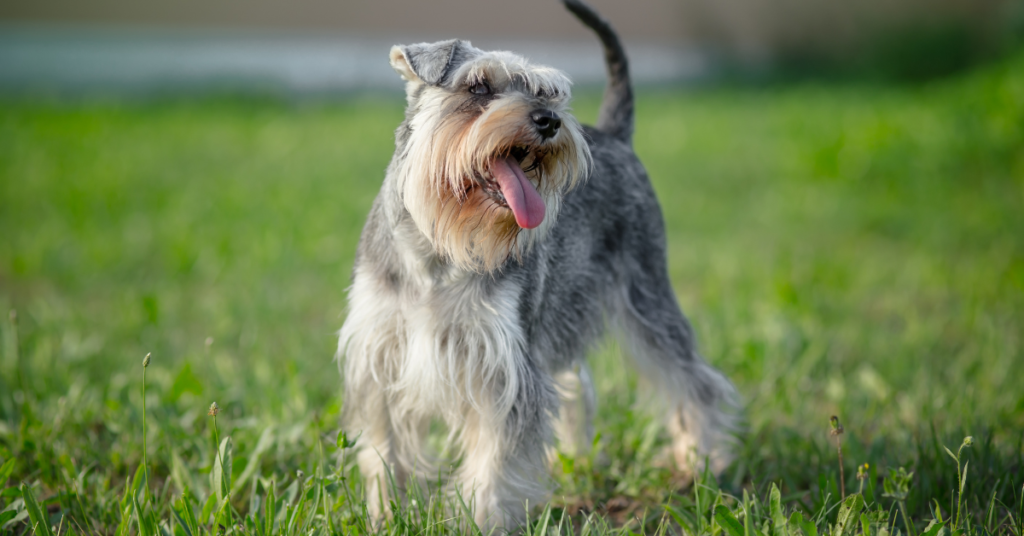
left=491, top=156, right=545, bottom=229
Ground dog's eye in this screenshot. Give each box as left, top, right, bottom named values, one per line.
left=469, top=81, right=491, bottom=96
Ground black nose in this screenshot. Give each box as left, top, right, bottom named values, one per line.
left=531, top=109, right=562, bottom=139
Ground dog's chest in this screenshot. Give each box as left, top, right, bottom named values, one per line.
left=391, top=227, right=520, bottom=333
left=399, top=265, right=521, bottom=348
left=388, top=261, right=526, bottom=414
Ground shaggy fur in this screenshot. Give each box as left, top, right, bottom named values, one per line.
left=337, top=0, right=739, bottom=528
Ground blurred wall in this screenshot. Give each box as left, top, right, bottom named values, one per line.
left=677, top=0, right=1009, bottom=65
left=0, top=0, right=686, bottom=43
left=2, top=0, right=1010, bottom=53
left=2, top=0, right=1017, bottom=86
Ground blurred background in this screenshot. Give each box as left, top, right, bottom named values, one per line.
left=2, top=0, right=1023, bottom=94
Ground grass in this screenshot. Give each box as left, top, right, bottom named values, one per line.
left=1, top=47, right=1023, bottom=535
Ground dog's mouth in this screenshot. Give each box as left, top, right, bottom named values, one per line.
left=467, top=146, right=546, bottom=229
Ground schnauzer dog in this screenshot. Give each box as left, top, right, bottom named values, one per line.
left=338, top=0, right=738, bottom=528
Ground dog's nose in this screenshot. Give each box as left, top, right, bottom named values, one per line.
left=531, top=110, right=562, bottom=139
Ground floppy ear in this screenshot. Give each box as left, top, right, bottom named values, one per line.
left=389, top=39, right=472, bottom=86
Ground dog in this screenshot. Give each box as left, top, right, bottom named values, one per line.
left=337, top=0, right=739, bottom=528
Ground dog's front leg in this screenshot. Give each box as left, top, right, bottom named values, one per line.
left=455, top=360, right=558, bottom=530
left=351, top=393, right=404, bottom=520
left=339, top=275, right=418, bottom=521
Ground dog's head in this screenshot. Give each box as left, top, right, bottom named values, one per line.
left=389, top=40, right=591, bottom=272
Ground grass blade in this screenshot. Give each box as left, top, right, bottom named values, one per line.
left=170, top=500, right=194, bottom=536
left=212, top=437, right=233, bottom=504
left=769, top=483, right=786, bottom=536
left=132, top=491, right=152, bottom=536
left=789, top=511, right=817, bottom=536
left=235, top=427, right=274, bottom=495
left=0, top=459, right=15, bottom=489
left=199, top=493, right=217, bottom=527
left=715, top=504, right=745, bottom=536
left=21, top=484, right=54, bottom=536
left=943, top=446, right=958, bottom=465
left=264, top=480, right=276, bottom=536
left=835, top=494, right=864, bottom=536
left=535, top=503, right=552, bottom=536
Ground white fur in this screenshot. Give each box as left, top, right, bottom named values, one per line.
left=339, top=239, right=546, bottom=527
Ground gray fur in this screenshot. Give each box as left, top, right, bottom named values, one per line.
left=394, top=39, right=480, bottom=86
left=338, top=0, right=738, bottom=529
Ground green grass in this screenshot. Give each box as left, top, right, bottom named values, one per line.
left=1, top=49, right=1023, bottom=535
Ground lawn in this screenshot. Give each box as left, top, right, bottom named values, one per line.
left=1, top=49, right=1022, bottom=535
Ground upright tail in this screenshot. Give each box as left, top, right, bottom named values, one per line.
left=562, top=0, right=634, bottom=143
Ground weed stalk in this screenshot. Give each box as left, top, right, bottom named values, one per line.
left=141, top=352, right=151, bottom=502
left=209, top=402, right=222, bottom=454
left=830, top=415, right=846, bottom=500
left=9, top=310, right=26, bottom=396
left=208, top=401, right=231, bottom=524
left=883, top=467, right=915, bottom=536
left=857, top=463, right=869, bottom=496
left=944, top=436, right=973, bottom=530
left=1018, top=482, right=1024, bottom=536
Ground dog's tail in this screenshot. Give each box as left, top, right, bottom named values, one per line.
left=562, top=0, right=634, bottom=143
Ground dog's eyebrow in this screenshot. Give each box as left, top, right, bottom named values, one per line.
left=454, top=70, right=491, bottom=92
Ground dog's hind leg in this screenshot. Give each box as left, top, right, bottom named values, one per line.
left=551, top=361, right=596, bottom=458
left=615, top=271, right=739, bottom=477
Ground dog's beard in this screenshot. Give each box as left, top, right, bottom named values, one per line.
left=398, top=96, right=590, bottom=272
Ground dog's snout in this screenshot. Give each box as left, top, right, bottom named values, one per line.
left=531, top=110, right=562, bottom=139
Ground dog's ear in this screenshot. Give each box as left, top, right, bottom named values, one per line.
left=389, top=40, right=474, bottom=86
